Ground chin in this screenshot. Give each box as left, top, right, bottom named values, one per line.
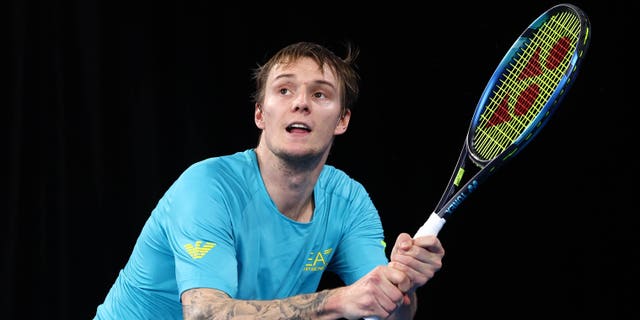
left=279, top=147, right=325, bottom=165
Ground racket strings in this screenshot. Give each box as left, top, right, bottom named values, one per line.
left=472, top=9, right=583, bottom=161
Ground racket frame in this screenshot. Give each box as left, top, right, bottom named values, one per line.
left=415, top=3, right=591, bottom=238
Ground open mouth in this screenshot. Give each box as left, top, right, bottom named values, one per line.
left=286, top=123, right=311, bottom=133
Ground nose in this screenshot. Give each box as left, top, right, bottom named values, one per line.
left=291, top=90, right=310, bottom=113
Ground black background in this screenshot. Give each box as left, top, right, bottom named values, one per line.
left=5, top=0, right=637, bottom=319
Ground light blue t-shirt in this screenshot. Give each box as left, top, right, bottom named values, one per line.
left=94, top=149, right=388, bottom=319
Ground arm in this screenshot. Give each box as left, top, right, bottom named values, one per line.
left=182, top=288, right=342, bottom=320
left=182, top=264, right=413, bottom=320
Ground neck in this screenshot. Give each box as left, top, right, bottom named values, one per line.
left=254, top=145, right=327, bottom=222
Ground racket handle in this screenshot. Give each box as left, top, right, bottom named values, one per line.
left=414, top=212, right=446, bottom=238
left=362, top=214, right=446, bottom=320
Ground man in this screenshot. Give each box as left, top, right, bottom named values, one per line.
left=94, top=41, right=445, bottom=320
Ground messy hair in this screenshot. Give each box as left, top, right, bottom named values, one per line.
left=252, top=41, right=360, bottom=115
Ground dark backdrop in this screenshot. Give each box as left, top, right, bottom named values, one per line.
left=5, top=0, right=636, bottom=319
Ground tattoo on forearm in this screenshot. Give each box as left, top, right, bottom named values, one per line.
left=182, top=288, right=334, bottom=320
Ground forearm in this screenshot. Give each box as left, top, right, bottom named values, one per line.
left=182, top=288, right=344, bottom=320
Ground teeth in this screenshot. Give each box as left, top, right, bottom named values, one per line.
left=289, top=123, right=309, bottom=130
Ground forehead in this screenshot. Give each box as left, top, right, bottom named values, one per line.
left=269, top=57, right=338, bottom=85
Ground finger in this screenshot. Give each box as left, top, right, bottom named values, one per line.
left=383, top=265, right=412, bottom=294
left=389, top=247, right=442, bottom=290
left=413, top=235, right=445, bottom=255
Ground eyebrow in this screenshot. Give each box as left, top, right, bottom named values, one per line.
left=273, top=73, right=337, bottom=91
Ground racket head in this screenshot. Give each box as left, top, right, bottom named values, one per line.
left=467, top=3, right=591, bottom=166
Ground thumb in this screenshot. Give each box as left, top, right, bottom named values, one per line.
left=394, top=233, right=413, bottom=254
left=398, top=233, right=413, bottom=248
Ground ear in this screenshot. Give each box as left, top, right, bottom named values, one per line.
left=334, top=109, right=351, bottom=135
left=254, top=103, right=265, bottom=129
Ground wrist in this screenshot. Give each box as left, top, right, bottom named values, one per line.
left=314, top=288, right=345, bottom=320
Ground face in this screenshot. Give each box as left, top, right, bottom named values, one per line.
left=255, top=57, right=351, bottom=162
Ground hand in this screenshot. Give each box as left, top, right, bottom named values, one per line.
left=335, top=265, right=411, bottom=319
left=388, top=233, right=445, bottom=293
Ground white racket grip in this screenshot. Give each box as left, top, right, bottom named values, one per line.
left=414, top=212, right=446, bottom=238
left=362, top=214, right=446, bottom=320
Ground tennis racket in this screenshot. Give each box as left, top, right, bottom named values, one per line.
left=364, top=3, right=590, bottom=319
left=412, top=2, right=591, bottom=238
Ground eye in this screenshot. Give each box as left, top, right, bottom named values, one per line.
left=279, top=88, right=290, bottom=95
left=313, top=92, right=325, bottom=99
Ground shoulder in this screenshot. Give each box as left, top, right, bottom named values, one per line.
left=177, top=149, right=257, bottom=184
left=156, top=149, right=259, bottom=222
left=184, top=149, right=256, bottom=175
left=163, top=149, right=259, bottom=201
left=317, top=164, right=371, bottom=203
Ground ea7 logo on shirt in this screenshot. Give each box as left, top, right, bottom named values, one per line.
left=184, top=241, right=216, bottom=259
left=304, top=248, right=333, bottom=272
